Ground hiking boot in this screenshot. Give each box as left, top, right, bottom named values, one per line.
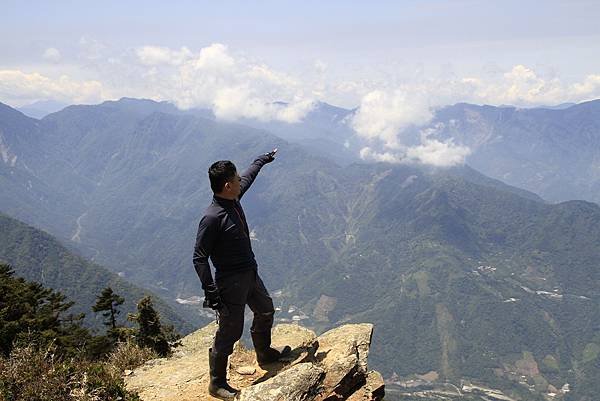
left=208, top=348, right=238, bottom=400
left=251, top=330, right=292, bottom=367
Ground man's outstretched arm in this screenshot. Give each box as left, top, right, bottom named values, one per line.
left=239, top=149, right=277, bottom=199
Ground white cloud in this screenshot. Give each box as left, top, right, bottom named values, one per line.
left=136, top=46, right=192, bottom=66
left=349, top=64, right=600, bottom=167
left=350, top=85, right=471, bottom=167
left=405, top=137, right=471, bottom=167
left=276, top=99, right=315, bottom=123
left=212, top=85, right=265, bottom=120
left=447, top=65, right=600, bottom=107
left=141, top=43, right=315, bottom=123
left=0, top=70, right=104, bottom=106
left=570, top=74, right=600, bottom=98
left=192, top=43, right=235, bottom=71
left=351, top=89, right=433, bottom=148
left=4, top=38, right=600, bottom=147
left=212, top=86, right=315, bottom=123
left=350, top=65, right=600, bottom=145
left=43, top=48, right=61, bottom=63
left=57, top=42, right=315, bottom=123
left=467, top=65, right=564, bottom=105
left=359, top=127, right=471, bottom=167
left=359, top=147, right=402, bottom=163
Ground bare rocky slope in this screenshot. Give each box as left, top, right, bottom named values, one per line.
left=125, top=322, right=384, bottom=401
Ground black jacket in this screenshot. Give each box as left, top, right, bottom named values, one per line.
left=193, top=155, right=270, bottom=290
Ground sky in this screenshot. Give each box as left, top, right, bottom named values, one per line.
left=2, top=0, right=600, bottom=165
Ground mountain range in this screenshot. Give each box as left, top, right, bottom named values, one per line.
left=1, top=98, right=599, bottom=400
left=429, top=100, right=600, bottom=204
left=239, top=100, right=600, bottom=205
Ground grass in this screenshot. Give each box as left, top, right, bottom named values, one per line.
left=0, top=341, right=158, bottom=401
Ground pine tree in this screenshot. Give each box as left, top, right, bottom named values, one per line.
left=0, top=263, right=91, bottom=357
left=129, top=296, right=179, bottom=357
left=92, top=287, right=124, bottom=332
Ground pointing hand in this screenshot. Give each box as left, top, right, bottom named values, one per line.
left=264, top=148, right=278, bottom=163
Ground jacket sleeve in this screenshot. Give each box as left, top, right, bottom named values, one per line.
left=239, top=154, right=271, bottom=199
left=192, top=214, right=219, bottom=291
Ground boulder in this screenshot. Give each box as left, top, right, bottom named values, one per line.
left=237, top=363, right=325, bottom=401
left=271, top=323, right=317, bottom=351
left=346, top=371, right=385, bottom=401
left=271, top=323, right=318, bottom=365
left=314, top=323, right=374, bottom=400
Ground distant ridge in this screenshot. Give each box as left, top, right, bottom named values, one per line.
left=17, top=99, right=69, bottom=119
left=533, top=102, right=577, bottom=110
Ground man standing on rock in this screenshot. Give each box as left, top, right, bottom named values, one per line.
left=193, top=149, right=290, bottom=400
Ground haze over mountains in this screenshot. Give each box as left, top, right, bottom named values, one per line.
left=1, top=98, right=600, bottom=400
left=17, top=100, right=69, bottom=120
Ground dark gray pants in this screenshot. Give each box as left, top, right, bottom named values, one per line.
left=213, top=269, right=274, bottom=356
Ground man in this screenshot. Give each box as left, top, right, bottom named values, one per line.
left=193, top=149, right=290, bottom=400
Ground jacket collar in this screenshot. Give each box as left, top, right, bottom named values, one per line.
left=213, top=195, right=238, bottom=208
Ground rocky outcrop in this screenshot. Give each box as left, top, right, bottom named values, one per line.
left=236, top=363, right=325, bottom=401
left=314, top=323, right=373, bottom=400
left=125, top=322, right=384, bottom=401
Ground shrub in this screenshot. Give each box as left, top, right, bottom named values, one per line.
left=0, top=344, right=140, bottom=401
left=106, top=340, right=158, bottom=375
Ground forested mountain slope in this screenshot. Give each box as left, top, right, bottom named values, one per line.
left=0, top=212, right=191, bottom=333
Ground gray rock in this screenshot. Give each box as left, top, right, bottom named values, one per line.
left=237, top=363, right=325, bottom=401
left=314, top=323, right=374, bottom=400
left=272, top=324, right=317, bottom=351
left=271, top=323, right=319, bottom=366
left=346, top=371, right=385, bottom=401
left=237, top=366, right=257, bottom=375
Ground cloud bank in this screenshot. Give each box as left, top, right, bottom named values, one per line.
left=130, top=43, right=315, bottom=122
left=136, top=46, right=193, bottom=66
left=2, top=43, right=317, bottom=123
left=0, top=70, right=104, bottom=104
left=2, top=40, right=600, bottom=167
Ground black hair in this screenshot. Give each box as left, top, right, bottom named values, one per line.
left=209, top=160, right=237, bottom=193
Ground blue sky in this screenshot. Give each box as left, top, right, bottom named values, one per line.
left=2, top=0, right=600, bottom=156
left=4, top=0, right=599, bottom=74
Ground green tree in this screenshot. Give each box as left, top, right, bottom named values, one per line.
left=92, top=287, right=124, bottom=331
left=0, top=263, right=91, bottom=357
left=129, top=296, right=180, bottom=357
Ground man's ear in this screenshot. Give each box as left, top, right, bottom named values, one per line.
left=223, top=182, right=231, bottom=192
